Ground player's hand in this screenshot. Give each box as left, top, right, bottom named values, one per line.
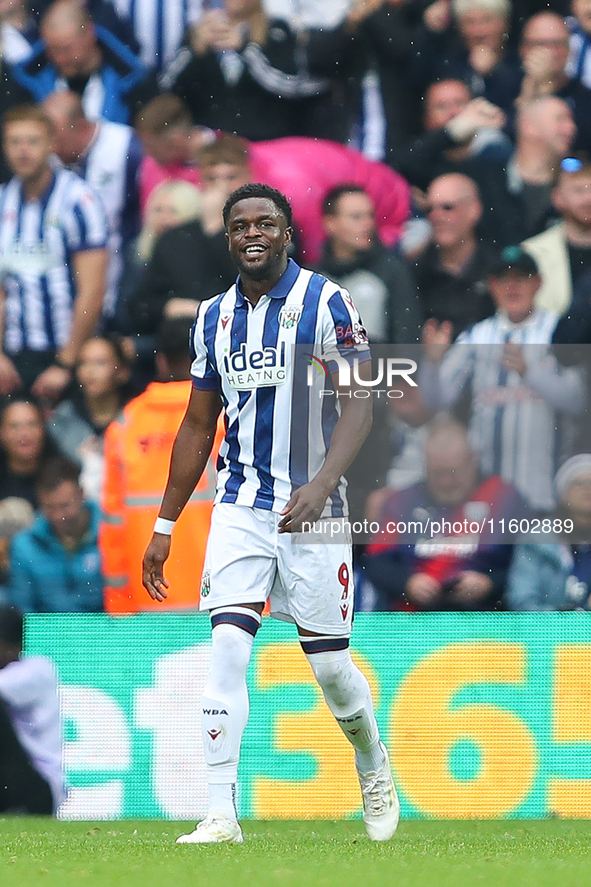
left=31, top=364, right=71, bottom=402
left=278, top=479, right=330, bottom=533
left=0, top=353, right=23, bottom=396
left=405, top=572, right=442, bottom=605
left=142, top=533, right=171, bottom=601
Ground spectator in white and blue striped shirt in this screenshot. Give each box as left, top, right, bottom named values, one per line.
left=43, top=90, right=143, bottom=320
left=420, top=246, right=586, bottom=511
left=0, top=105, right=108, bottom=402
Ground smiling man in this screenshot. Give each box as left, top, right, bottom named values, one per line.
left=142, top=182, right=400, bottom=845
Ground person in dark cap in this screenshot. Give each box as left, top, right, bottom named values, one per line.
left=0, top=605, right=65, bottom=813
left=420, top=244, right=586, bottom=511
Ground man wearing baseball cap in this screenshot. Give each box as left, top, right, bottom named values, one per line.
left=421, top=244, right=586, bottom=511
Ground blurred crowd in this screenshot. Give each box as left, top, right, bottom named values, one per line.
left=0, top=0, right=590, bottom=615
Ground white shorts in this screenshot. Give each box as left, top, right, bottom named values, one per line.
left=199, top=503, right=354, bottom=636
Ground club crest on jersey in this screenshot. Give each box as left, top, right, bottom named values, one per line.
left=201, top=570, right=211, bottom=598
left=278, top=304, right=303, bottom=329
left=222, top=342, right=287, bottom=390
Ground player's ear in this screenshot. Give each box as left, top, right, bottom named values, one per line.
left=284, top=226, right=293, bottom=247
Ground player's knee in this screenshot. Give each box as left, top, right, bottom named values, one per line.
left=212, top=624, right=252, bottom=669
left=208, top=609, right=260, bottom=689
left=302, top=642, right=353, bottom=702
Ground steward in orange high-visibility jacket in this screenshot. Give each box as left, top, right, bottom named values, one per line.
left=100, top=320, right=223, bottom=612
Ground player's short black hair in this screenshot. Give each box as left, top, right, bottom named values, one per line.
left=322, top=184, right=368, bottom=217
left=223, top=183, right=293, bottom=229
left=0, top=605, right=23, bottom=647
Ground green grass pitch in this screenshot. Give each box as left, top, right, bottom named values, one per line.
left=1, top=818, right=590, bottom=887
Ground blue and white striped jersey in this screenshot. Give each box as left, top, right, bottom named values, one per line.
left=0, top=168, right=109, bottom=354
left=191, top=259, right=369, bottom=515
left=70, top=121, right=143, bottom=317
left=420, top=308, right=586, bottom=510
left=112, top=0, right=204, bottom=72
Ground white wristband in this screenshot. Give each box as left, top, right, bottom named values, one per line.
left=154, top=517, right=176, bottom=536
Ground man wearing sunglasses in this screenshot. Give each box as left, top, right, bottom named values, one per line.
left=412, top=172, right=496, bottom=341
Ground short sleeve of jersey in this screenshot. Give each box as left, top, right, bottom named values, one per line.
left=190, top=304, right=221, bottom=391
left=321, top=287, right=371, bottom=370
left=63, top=179, right=109, bottom=252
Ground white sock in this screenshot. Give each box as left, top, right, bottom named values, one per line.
left=305, top=647, right=385, bottom=774
left=202, top=610, right=260, bottom=818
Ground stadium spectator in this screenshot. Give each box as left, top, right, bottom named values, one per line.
left=12, top=0, right=159, bottom=124
left=0, top=105, right=108, bottom=401
left=365, top=420, right=527, bottom=611
left=506, top=454, right=591, bottom=609
left=110, top=0, right=204, bottom=73
left=412, top=173, right=496, bottom=339
left=413, top=0, right=521, bottom=117
left=135, top=94, right=214, bottom=206
left=8, top=455, right=103, bottom=612
left=0, top=605, right=65, bottom=814
left=161, top=0, right=333, bottom=141
left=129, top=143, right=241, bottom=339
left=30, top=0, right=141, bottom=51
left=101, top=317, right=221, bottom=613
left=518, top=12, right=591, bottom=154
left=566, top=0, right=591, bottom=89
left=0, top=398, right=57, bottom=508
left=522, top=159, right=591, bottom=316
left=0, top=497, right=34, bottom=601
left=503, top=97, right=576, bottom=239
left=396, top=79, right=511, bottom=188
left=1, top=0, right=36, bottom=64
left=43, top=90, right=143, bottom=320
left=552, top=268, right=591, bottom=342
left=399, top=88, right=574, bottom=244
left=0, top=68, right=30, bottom=185
left=306, top=0, right=451, bottom=164
left=119, top=179, right=204, bottom=352
left=47, top=335, right=132, bottom=503
left=141, top=131, right=411, bottom=265
left=315, top=184, right=421, bottom=343
left=143, top=183, right=399, bottom=845
left=420, top=246, right=586, bottom=510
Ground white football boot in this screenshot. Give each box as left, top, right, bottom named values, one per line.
left=357, top=742, right=400, bottom=841
left=176, top=814, right=244, bottom=844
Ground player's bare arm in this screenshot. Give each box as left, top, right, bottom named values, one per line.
left=142, top=386, right=222, bottom=600
left=279, top=359, right=373, bottom=533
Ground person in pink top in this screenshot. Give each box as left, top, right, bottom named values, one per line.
left=138, top=123, right=411, bottom=263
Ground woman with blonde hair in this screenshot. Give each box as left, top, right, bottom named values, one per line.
left=116, top=179, right=203, bottom=335
left=136, top=179, right=203, bottom=262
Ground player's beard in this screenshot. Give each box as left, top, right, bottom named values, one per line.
left=236, top=250, right=282, bottom=281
